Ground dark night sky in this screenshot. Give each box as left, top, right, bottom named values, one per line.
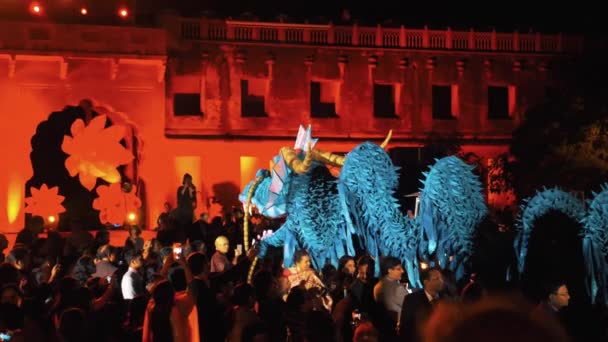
left=0, top=0, right=604, bottom=34
left=160, top=0, right=605, bottom=34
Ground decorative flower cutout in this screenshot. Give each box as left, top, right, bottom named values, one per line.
left=93, top=182, right=142, bottom=226
left=62, top=115, right=133, bottom=190
left=24, top=184, right=65, bottom=222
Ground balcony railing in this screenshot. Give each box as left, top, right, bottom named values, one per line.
left=0, top=21, right=166, bottom=56
left=176, top=18, right=582, bottom=53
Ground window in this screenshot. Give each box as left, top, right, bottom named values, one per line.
left=373, top=84, right=397, bottom=118
left=432, top=85, right=454, bottom=119
left=241, top=79, right=267, bottom=117
left=173, top=93, right=201, bottom=116
left=310, top=81, right=338, bottom=118
left=488, top=86, right=509, bottom=119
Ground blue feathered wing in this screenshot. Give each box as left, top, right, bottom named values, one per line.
left=417, top=156, right=487, bottom=282
left=514, top=187, right=585, bottom=276
left=581, top=184, right=608, bottom=304
left=339, top=142, right=421, bottom=286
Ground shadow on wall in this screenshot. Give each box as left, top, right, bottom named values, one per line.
left=26, top=104, right=139, bottom=231
left=212, top=182, right=241, bottom=215
left=26, top=105, right=100, bottom=230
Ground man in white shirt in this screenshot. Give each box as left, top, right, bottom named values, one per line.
left=374, top=257, right=408, bottom=319
left=121, top=251, right=144, bottom=300
left=373, top=257, right=408, bottom=339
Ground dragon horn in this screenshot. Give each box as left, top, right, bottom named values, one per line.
left=380, top=130, right=393, bottom=149
left=310, top=149, right=345, bottom=167
left=280, top=142, right=313, bottom=174
left=305, top=130, right=391, bottom=167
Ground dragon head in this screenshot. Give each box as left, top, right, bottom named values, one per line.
left=239, top=125, right=392, bottom=217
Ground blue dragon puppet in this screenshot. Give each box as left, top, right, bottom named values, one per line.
left=416, top=156, right=488, bottom=280
left=580, top=185, right=608, bottom=304
left=515, top=187, right=608, bottom=304
left=240, top=125, right=487, bottom=288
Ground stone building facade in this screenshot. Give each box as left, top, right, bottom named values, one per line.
left=0, top=15, right=582, bottom=231
left=163, top=17, right=578, bottom=141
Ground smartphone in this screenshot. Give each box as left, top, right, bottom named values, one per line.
left=106, top=276, right=112, bottom=283
left=173, top=243, right=183, bottom=260
left=236, top=244, right=243, bottom=254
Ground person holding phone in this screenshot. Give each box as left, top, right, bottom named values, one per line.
left=210, top=236, right=240, bottom=273
left=176, top=174, right=197, bottom=237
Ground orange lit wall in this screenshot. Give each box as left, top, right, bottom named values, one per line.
left=0, top=55, right=165, bottom=231
left=0, top=67, right=64, bottom=232
left=0, top=52, right=398, bottom=231
left=0, top=57, right=154, bottom=230
left=3, top=28, right=545, bottom=232
left=0, top=54, right=515, bottom=233
left=0, top=16, right=577, bottom=232
left=240, top=156, right=259, bottom=191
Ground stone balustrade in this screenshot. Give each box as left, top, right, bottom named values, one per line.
left=0, top=19, right=580, bottom=55
left=176, top=18, right=582, bottom=53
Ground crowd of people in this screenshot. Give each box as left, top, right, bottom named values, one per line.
left=0, top=200, right=601, bottom=342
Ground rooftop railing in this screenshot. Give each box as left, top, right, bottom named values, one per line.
left=175, top=18, right=582, bottom=53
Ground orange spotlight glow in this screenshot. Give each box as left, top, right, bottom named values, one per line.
left=118, top=8, right=128, bottom=18
left=127, top=212, right=137, bottom=222
left=420, top=261, right=429, bottom=270
left=47, top=215, right=56, bottom=223
left=30, top=3, right=42, bottom=15
left=80, top=8, right=88, bottom=15
left=7, top=179, right=22, bottom=225
left=240, top=156, right=258, bottom=191
left=174, top=156, right=201, bottom=189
